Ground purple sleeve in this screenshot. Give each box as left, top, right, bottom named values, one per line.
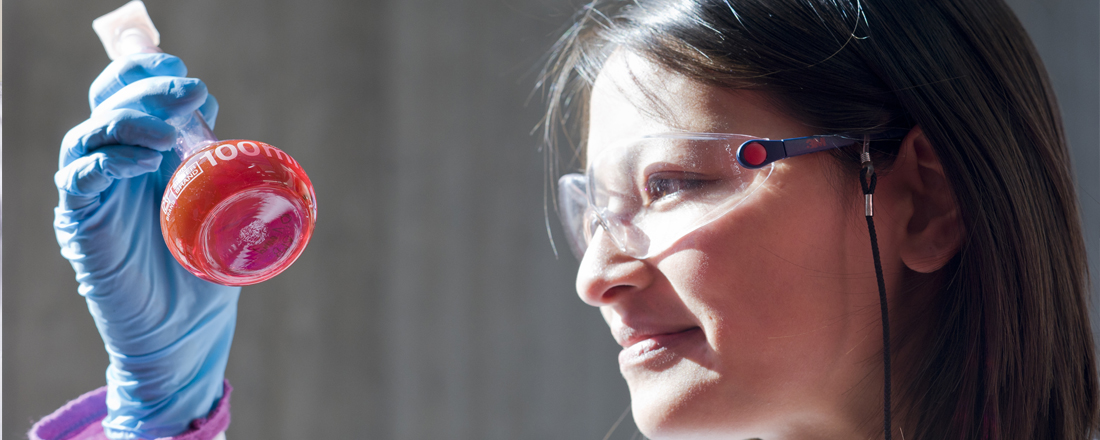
left=28, top=381, right=232, bottom=440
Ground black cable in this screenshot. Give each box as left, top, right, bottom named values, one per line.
left=861, top=159, right=892, bottom=440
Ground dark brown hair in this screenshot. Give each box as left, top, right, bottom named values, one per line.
left=540, top=0, right=1099, bottom=438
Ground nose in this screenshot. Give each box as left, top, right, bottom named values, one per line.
left=575, top=226, right=653, bottom=307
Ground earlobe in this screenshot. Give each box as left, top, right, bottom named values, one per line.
left=896, top=127, right=964, bottom=274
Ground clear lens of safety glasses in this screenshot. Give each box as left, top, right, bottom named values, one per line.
left=558, top=133, right=774, bottom=260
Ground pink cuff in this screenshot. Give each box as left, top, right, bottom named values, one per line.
left=29, top=381, right=232, bottom=440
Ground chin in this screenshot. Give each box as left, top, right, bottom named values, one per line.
left=625, top=364, right=751, bottom=440
left=633, top=408, right=776, bottom=440
left=625, top=367, right=793, bottom=440
left=633, top=410, right=773, bottom=440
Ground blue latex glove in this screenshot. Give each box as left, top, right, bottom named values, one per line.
left=54, top=53, right=240, bottom=440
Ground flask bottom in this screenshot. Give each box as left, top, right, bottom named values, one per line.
left=194, top=186, right=310, bottom=285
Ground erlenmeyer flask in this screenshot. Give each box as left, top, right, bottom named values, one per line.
left=95, top=1, right=317, bottom=285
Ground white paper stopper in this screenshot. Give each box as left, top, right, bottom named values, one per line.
left=92, top=1, right=161, bottom=60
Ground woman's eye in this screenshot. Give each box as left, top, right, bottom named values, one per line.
left=644, top=172, right=709, bottom=203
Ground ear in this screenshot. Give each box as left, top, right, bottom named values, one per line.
left=894, top=126, right=964, bottom=273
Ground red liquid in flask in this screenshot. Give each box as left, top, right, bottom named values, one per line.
left=161, top=140, right=317, bottom=285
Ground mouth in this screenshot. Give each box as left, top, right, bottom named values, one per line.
left=617, top=327, right=704, bottom=368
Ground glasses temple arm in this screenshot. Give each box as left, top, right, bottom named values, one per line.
left=736, top=129, right=910, bottom=169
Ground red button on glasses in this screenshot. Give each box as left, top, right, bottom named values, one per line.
left=741, top=142, right=768, bottom=167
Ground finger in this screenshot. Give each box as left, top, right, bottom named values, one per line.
left=93, top=77, right=209, bottom=122
left=60, top=110, right=176, bottom=168
left=197, top=94, right=219, bottom=130
left=90, top=53, right=188, bottom=111
left=56, top=146, right=163, bottom=205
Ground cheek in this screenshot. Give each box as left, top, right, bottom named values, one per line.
left=667, top=173, right=874, bottom=384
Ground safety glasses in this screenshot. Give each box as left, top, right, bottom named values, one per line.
left=558, top=130, right=907, bottom=259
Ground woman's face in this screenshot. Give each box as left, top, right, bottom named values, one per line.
left=578, top=52, right=902, bottom=439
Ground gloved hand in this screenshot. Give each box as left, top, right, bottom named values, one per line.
left=54, top=53, right=240, bottom=440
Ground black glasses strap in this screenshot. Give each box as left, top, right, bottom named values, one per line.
left=861, top=140, right=892, bottom=440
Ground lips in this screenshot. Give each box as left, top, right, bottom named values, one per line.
left=616, top=325, right=698, bottom=348
left=616, top=326, right=704, bottom=367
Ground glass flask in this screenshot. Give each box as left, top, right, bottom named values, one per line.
left=95, top=1, right=317, bottom=285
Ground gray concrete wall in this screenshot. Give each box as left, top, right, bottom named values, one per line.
left=4, top=1, right=1097, bottom=439
left=5, top=1, right=636, bottom=438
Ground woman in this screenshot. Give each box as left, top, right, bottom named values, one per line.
left=33, top=0, right=1098, bottom=439
left=542, top=0, right=1098, bottom=439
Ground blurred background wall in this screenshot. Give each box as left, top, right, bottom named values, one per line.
left=4, top=1, right=1097, bottom=439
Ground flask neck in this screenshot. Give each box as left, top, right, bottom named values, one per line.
left=167, top=110, right=219, bottom=159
